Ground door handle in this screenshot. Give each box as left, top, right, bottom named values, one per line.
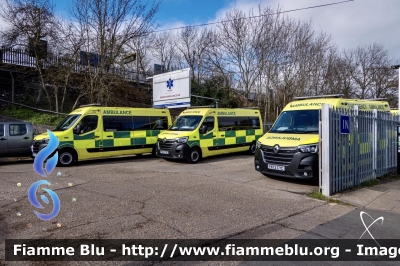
left=213, top=135, right=216, bottom=138
left=220, top=135, right=225, bottom=137
left=107, top=135, right=113, bottom=137
left=23, top=137, right=30, bottom=139
left=0, top=138, right=6, bottom=141
left=94, top=136, right=100, bottom=139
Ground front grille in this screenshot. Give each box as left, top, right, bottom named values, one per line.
left=32, top=141, right=42, bottom=153
left=261, top=145, right=297, bottom=165
left=158, top=138, right=175, bottom=151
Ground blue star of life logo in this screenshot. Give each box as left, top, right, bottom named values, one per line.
left=166, top=78, right=173, bottom=90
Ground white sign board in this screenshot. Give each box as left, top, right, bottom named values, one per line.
left=153, top=68, right=191, bottom=108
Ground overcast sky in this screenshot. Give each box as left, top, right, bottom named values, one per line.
left=157, top=0, right=400, bottom=61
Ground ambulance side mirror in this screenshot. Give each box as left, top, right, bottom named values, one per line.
left=199, top=125, right=207, bottom=135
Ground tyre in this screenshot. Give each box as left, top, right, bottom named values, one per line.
left=187, top=147, right=201, bottom=164
left=151, top=145, right=157, bottom=157
left=57, top=149, right=77, bottom=167
left=249, top=141, right=256, bottom=155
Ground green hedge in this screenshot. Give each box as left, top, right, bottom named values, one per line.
left=1, top=107, right=65, bottom=127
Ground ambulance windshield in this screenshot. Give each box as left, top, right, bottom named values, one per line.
left=53, top=114, right=81, bottom=131
left=169, top=115, right=203, bottom=131
left=269, top=110, right=319, bottom=134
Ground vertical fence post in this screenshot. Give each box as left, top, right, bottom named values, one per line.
left=353, top=105, right=359, bottom=185
left=373, top=109, right=378, bottom=179
left=320, top=104, right=332, bottom=196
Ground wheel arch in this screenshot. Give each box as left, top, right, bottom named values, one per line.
left=58, top=147, right=78, bottom=162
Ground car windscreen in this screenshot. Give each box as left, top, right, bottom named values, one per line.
left=269, top=110, right=319, bottom=134
left=53, top=114, right=81, bottom=131
left=169, top=116, right=203, bottom=131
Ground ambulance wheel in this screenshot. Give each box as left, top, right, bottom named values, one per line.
left=151, top=146, right=157, bottom=157
left=249, top=141, right=256, bottom=155
left=187, top=147, right=201, bottom=164
left=57, top=148, right=77, bottom=167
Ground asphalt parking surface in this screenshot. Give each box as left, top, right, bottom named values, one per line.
left=0, top=154, right=355, bottom=265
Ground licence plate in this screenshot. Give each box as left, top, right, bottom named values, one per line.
left=268, top=164, right=285, bottom=171
left=160, top=150, right=169, bottom=155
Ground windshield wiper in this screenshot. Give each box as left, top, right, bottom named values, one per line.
left=290, top=130, right=319, bottom=134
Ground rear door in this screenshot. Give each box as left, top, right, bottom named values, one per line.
left=132, top=116, right=152, bottom=152
left=7, top=123, right=32, bottom=156
left=0, top=124, right=7, bottom=156
left=148, top=115, right=169, bottom=145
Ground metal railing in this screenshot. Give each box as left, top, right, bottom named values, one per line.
left=320, top=105, right=397, bottom=196
left=0, top=48, right=150, bottom=83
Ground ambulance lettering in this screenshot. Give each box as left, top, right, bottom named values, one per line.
left=183, top=111, right=201, bottom=114
left=289, top=102, right=322, bottom=108
left=217, top=112, right=236, bottom=115
left=266, top=136, right=301, bottom=141
left=103, top=110, right=132, bottom=115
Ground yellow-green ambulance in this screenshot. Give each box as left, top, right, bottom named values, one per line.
left=156, top=108, right=263, bottom=163
left=32, top=105, right=172, bottom=166
left=254, top=95, right=390, bottom=179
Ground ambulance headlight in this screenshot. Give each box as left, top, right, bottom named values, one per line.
left=298, top=144, right=318, bottom=153
left=175, top=137, right=188, bottom=144
left=41, top=138, right=50, bottom=144
left=256, top=140, right=262, bottom=149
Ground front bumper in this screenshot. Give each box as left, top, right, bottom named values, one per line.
left=156, top=140, right=190, bottom=160
left=254, top=147, right=318, bottom=179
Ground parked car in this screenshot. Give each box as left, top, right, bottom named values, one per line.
left=0, top=122, right=35, bottom=158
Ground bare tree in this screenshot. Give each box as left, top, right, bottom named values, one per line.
left=127, top=35, right=154, bottom=78
left=151, top=32, right=181, bottom=73
left=68, top=0, right=161, bottom=104
left=343, top=43, right=392, bottom=99
left=257, top=6, right=294, bottom=122
left=174, top=27, right=213, bottom=81
left=215, top=8, right=266, bottom=106
left=0, top=0, right=60, bottom=109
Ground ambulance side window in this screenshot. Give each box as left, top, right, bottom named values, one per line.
left=103, top=116, right=133, bottom=131
left=78, top=115, right=98, bottom=134
left=133, top=116, right=151, bottom=130
left=202, top=116, right=214, bottom=133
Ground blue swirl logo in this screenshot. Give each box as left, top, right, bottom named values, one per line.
left=33, top=130, right=59, bottom=177
left=28, top=180, right=60, bottom=220
left=29, top=130, right=61, bottom=220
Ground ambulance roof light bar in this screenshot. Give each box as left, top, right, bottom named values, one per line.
left=363, top=98, right=387, bottom=101
left=293, top=94, right=344, bottom=100
left=79, top=103, right=101, bottom=107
